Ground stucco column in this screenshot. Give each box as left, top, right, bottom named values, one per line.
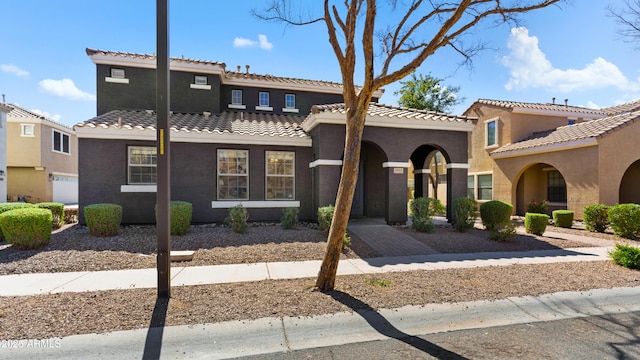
left=383, top=162, right=409, bottom=225
left=446, top=164, right=469, bottom=222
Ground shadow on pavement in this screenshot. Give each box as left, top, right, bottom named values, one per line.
left=142, top=297, right=169, bottom=360
left=329, top=290, right=469, bottom=360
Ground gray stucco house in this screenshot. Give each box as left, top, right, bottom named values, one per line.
left=75, top=49, right=475, bottom=225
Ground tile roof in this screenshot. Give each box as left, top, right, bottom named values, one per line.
left=492, top=110, right=640, bottom=155
left=86, top=48, right=226, bottom=67
left=224, top=70, right=346, bottom=90
left=599, top=99, right=640, bottom=115
left=1, top=102, right=73, bottom=130
left=75, top=109, right=309, bottom=139
left=471, top=99, right=608, bottom=116
left=308, top=102, right=477, bottom=124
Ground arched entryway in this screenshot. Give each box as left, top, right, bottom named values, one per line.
left=515, top=163, right=567, bottom=215
left=409, top=145, right=451, bottom=213
left=350, top=141, right=388, bottom=217
left=619, top=159, right=640, bottom=204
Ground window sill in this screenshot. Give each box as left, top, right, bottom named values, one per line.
left=484, top=144, right=499, bottom=150
left=190, top=83, right=211, bottom=90
left=105, top=77, right=130, bottom=84
left=121, top=185, right=157, bottom=193
left=211, top=200, right=300, bottom=208
left=228, top=104, right=246, bottom=110
left=255, top=106, right=273, bottom=111
left=52, top=150, right=71, bottom=156
left=282, top=108, right=299, bottom=113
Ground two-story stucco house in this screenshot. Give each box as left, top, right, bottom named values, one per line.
left=74, top=48, right=476, bottom=225
left=464, top=98, right=640, bottom=218
left=0, top=103, right=12, bottom=202
left=3, top=103, right=79, bottom=204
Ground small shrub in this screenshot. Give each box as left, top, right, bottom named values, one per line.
left=317, top=205, right=335, bottom=233
left=452, top=197, right=478, bottom=232
left=225, top=204, right=249, bottom=234
left=64, top=207, right=79, bottom=224
left=169, top=201, right=192, bottom=236
left=480, top=200, right=513, bottom=232
left=489, top=221, right=517, bottom=242
left=36, top=202, right=65, bottom=229
left=342, top=232, right=351, bottom=249
left=583, top=204, right=609, bottom=233
left=410, top=197, right=445, bottom=233
left=525, top=213, right=549, bottom=235
left=608, top=243, right=640, bottom=269
left=368, top=277, right=392, bottom=287
left=527, top=200, right=548, bottom=214
left=84, top=203, right=123, bottom=237
left=0, top=208, right=52, bottom=249
left=281, top=207, right=299, bottom=230
left=552, top=210, right=574, bottom=229
left=0, top=203, right=35, bottom=241
left=608, top=203, right=640, bottom=239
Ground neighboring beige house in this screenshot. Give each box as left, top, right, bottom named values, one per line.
left=4, top=103, right=78, bottom=204
left=0, top=104, right=12, bottom=202
left=464, top=98, right=640, bottom=219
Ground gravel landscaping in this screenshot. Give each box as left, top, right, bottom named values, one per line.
left=1, top=221, right=639, bottom=340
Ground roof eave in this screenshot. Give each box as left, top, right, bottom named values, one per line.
left=490, top=138, right=598, bottom=159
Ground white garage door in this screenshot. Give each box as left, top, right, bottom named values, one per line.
left=52, top=174, right=78, bottom=204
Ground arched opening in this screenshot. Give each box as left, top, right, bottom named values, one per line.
left=619, top=159, right=640, bottom=204
left=515, top=163, right=567, bottom=215
left=409, top=145, right=449, bottom=210
left=350, top=141, right=388, bottom=217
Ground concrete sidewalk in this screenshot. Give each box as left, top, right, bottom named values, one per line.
left=0, top=246, right=611, bottom=297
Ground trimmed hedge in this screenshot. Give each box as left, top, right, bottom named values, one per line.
left=0, top=208, right=52, bottom=249
left=452, top=197, right=478, bottom=232
left=0, top=203, right=35, bottom=241
left=608, top=203, right=640, bottom=239
left=583, top=204, right=609, bottom=233
left=409, top=197, right=445, bottom=233
left=84, top=203, right=123, bottom=237
left=36, top=202, right=65, bottom=229
left=156, top=201, right=193, bottom=235
left=552, top=210, right=574, bottom=229
left=525, top=213, right=549, bottom=235
left=480, top=200, right=513, bottom=232
left=609, top=243, right=640, bottom=269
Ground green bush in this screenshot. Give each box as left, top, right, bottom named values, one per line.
left=225, top=204, right=248, bottom=234
left=583, top=204, right=609, bottom=233
left=452, top=197, right=478, bottom=232
left=410, top=197, right=445, bottom=233
left=317, top=205, right=335, bottom=233
left=0, top=203, right=35, bottom=241
left=281, top=207, right=299, bottom=230
left=156, top=201, right=192, bottom=236
left=527, top=200, right=548, bottom=214
left=552, top=210, right=573, bottom=228
left=608, top=203, right=640, bottom=239
left=342, top=232, right=351, bottom=249
left=608, top=243, right=640, bottom=269
left=36, top=202, right=65, bottom=229
left=489, top=222, right=517, bottom=242
left=0, top=208, right=52, bottom=249
left=525, top=213, right=549, bottom=235
left=480, top=200, right=513, bottom=232
left=84, top=203, right=123, bottom=237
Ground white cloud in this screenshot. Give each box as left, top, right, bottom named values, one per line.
left=501, top=27, right=640, bottom=93
left=38, top=78, right=96, bottom=101
left=233, top=34, right=273, bottom=50
left=31, top=109, right=62, bottom=122
left=1, top=64, right=29, bottom=77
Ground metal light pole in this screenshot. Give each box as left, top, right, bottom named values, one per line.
left=156, top=0, right=171, bottom=298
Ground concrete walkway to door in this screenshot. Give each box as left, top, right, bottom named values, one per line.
left=347, top=218, right=439, bottom=257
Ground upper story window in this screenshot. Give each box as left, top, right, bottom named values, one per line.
left=52, top=130, right=70, bottom=155
left=218, top=149, right=248, bottom=200
left=266, top=151, right=295, bottom=200
left=283, top=93, right=299, bottom=113
left=228, top=89, right=246, bottom=110
left=128, top=146, right=157, bottom=184
left=485, top=118, right=498, bottom=148
left=106, top=68, right=129, bottom=84
left=194, top=75, right=207, bottom=85
left=256, top=92, right=273, bottom=111
left=21, top=124, right=35, bottom=137
left=190, top=75, right=211, bottom=90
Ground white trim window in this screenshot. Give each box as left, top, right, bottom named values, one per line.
left=477, top=174, right=493, bottom=200
left=21, top=124, right=35, bottom=137
left=128, top=146, right=157, bottom=184
left=266, top=151, right=295, bottom=200
left=467, top=175, right=475, bottom=199
left=106, top=68, right=129, bottom=84
left=194, top=75, right=207, bottom=85
left=52, top=130, right=71, bottom=155
left=485, top=118, right=498, bottom=148
left=232, top=90, right=243, bottom=105
left=218, top=149, right=248, bottom=200
left=111, top=68, right=125, bottom=78
left=259, top=92, right=270, bottom=107
left=283, top=93, right=299, bottom=113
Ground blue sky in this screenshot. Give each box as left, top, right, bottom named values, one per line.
left=1, top=1, right=638, bottom=127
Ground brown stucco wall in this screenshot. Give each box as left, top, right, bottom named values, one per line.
left=597, top=120, right=640, bottom=205
left=7, top=121, right=41, bottom=166
left=7, top=167, right=48, bottom=203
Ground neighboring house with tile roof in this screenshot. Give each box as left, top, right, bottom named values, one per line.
left=75, top=49, right=476, bottom=224
left=2, top=103, right=78, bottom=204
left=0, top=103, right=12, bottom=202
left=463, top=98, right=640, bottom=218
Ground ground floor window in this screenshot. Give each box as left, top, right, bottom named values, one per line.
left=218, top=149, right=248, bottom=200
left=477, top=174, right=493, bottom=200
left=128, top=146, right=157, bottom=184
left=467, top=175, right=475, bottom=199
left=547, top=170, right=567, bottom=202
left=266, top=151, right=295, bottom=200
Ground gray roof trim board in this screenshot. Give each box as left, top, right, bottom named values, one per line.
left=491, top=110, right=640, bottom=158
